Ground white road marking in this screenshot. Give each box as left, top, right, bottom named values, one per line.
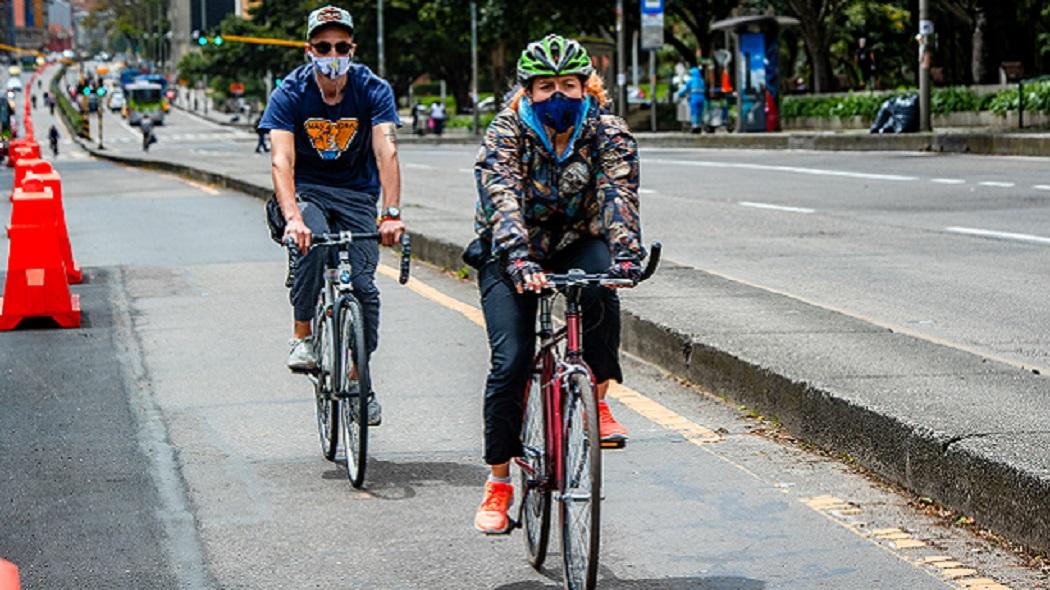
left=945, top=226, right=1050, bottom=246
left=930, top=178, right=966, bottom=185
left=978, top=181, right=1015, bottom=188
left=645, top=158, right=919, bottom=182
left=739, top=201, right=815, bottom=214
left=1033, top=185, right=1050, bottom=192
left=403, top=162, right=435, bottom=170
left=639, top=188, right=657, bottom=195
left=459, top=168, right=474, bottom=174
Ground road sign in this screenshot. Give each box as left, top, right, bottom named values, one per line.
left=228, top=82, right=245, bottom=95
left=641, top=0, right=664, bottom=14
left=919, top=20, right=934, bottom=35
left=641, top=13, right=664, bottom=50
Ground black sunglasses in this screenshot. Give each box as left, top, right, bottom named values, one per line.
left=310, top=41, right=353, bottom=56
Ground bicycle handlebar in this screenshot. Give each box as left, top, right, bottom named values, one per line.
left=544, top=241, right=662, bottom=290
left=284, top=231, right=412, bottom=286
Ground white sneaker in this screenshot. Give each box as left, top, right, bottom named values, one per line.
left=287, top=337, right=318, bottom=372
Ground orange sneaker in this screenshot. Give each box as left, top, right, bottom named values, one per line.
left=598, top=400, right=629, bottom=446
left=474, top=480, right=514, bottom=534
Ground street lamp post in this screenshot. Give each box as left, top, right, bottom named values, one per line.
left=377, top=0, right=385, bottom=79
left=616, top=0, right=626, bottom=117
left=918, top=0, right=932, bottom=132
left=470, top=1, right=479, bottom=136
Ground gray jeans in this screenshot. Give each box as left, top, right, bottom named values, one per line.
left=291, top=184, right=380, bottom=355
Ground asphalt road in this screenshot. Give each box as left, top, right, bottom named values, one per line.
left=66, top=72, right=1050, bottom=377
left=1, top=84, right=1046, bottom=588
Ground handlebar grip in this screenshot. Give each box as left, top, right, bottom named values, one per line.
left=398, top=234, right=412, bottom=285
left=640, top=241, right=661, bottom=282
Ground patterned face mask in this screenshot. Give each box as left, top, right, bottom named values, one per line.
left=311, top=55, right=352, bottom=79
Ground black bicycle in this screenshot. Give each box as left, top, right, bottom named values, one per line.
left=286, top=231, right=411, bottom=488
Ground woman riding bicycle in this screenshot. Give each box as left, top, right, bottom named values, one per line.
left=470, top=34, right=644, bottom=534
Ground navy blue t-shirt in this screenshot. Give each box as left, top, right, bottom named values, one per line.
left=259, top=62, right=400, bottom=196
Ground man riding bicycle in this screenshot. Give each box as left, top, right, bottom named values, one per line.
left=469, top=34, right=644, bottom=533
left=260, top=5, right=405, bottom=426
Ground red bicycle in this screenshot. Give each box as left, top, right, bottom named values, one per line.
left=513, top=242, right=661, bottom=590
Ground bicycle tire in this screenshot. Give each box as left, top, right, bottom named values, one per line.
left=559, top=372, right=601, bottom=590
left=337, top=296, right=370, bottom=489
left=520, top=368, right=551, bottom=568
left=314, top=297, right=339, bottom=461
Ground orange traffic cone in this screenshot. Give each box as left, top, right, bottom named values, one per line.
left=21, top=173, right=80, bottom=283
left=13, top=159, right=52, bottom=189
left=0, top=185, right=80, bottom=330
left=0, top=558, right=20, bottom=590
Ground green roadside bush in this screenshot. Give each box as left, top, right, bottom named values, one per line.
left=51, top=64, right=85, bottom=138
left=782, top=82, right=1050, bottom=120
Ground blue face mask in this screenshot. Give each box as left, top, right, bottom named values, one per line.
left=531, top=92, right=584, bottom=133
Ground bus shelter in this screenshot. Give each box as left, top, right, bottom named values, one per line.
left=711, top=15, right=799, bottom=133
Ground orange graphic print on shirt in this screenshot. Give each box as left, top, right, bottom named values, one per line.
left=304, top=117, right=359, bottom=160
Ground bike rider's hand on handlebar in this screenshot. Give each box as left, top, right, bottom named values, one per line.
left=507, top=258, right=549, bottom=294
left=605, top=252, right=643, bottom=287
left=284, top=215, right=312, bottom=255
left=378, top=218, right=405, bottom=247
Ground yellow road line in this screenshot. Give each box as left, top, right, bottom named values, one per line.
left=184, top=179, right=220, bottom=195
left=376, top=263, right=721, bottom=446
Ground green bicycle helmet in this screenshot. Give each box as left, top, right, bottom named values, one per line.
left=516, top=34, right=594, bottom=86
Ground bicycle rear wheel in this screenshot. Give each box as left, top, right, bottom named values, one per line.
left=314, top=298, right=339, bottom=461
left=519, top=368, right=551, bottom=568
left=559, top=372, right=601, bottom=590
left=337, top=296, right=370, bottom=489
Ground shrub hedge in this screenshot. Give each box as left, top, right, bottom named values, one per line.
left=781, top=82, right=1050, bottom=120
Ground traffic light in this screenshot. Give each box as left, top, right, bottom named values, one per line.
left=198, top=36, right=208, bottom=46
left=81, top=86, right=90, bottom=96
left=213, top=35, right=224, bottom=46
left=96, top=87, right=107, bottom=97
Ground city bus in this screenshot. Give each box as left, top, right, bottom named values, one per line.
left=124, top=80, right=165, bottom=126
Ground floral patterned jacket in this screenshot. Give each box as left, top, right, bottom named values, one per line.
left=473, top=95, right=643, bottom=263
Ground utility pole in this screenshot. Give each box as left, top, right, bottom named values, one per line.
left=377, top=0, right=385, bottom=78
left=918, top=0, right=932, bottom=131
left=616, top=0, right=625, bottom=117
left=470, top=1, right=479, bottom=136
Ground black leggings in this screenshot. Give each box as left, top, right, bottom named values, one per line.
left=478, top=238, right=622, bottom=465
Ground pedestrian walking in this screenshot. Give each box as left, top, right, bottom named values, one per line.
left=31, top=94, right=37, bottom=110
left=140, top=114, right=156, bottom=152
left=855, top=38, right=877, bottom=90
left=254, top=112, right=270, bottom=153
left=48, top=124, right=59, bottom=158
left=47, top=93, right=55, bottom=116
left=411, top=100, right=425, bottom=135
left=676, top=64, right=706, bottom=133
left=429, top=101, right=446, bottom=136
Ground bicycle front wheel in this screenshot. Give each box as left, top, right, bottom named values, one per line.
left=337, top=296, right=370, bottom=489
left=314, top=298, right=339, bottom=461
left=559, top=372, right=601, bottom=590
left=520, top=369, right=551, bottom=568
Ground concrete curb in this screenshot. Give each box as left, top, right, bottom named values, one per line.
left=69, top=137, right=1050, bottom=555
left=170, top=103, right=1050, bottom=156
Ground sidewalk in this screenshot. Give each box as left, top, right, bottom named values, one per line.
left=177, top=102, right=1050, bottom=156
left=63, top=102, right=1050, bottom=556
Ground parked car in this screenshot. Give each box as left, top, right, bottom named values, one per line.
left=108, top=89, right=126, bottom=112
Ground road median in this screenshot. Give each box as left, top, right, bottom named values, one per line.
left=67, top=133, right=1050, bottom=556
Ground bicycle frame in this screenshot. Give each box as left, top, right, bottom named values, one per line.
left=517, top=285, right=594, bottom=499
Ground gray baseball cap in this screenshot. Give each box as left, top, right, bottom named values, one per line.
left=307, top=5, right=354, bottom=39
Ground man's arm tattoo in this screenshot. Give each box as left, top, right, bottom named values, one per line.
left=383, top=125, right=398, bottom=146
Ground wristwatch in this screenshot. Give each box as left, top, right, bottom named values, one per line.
left=380, top=206, right=401, bottom=220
